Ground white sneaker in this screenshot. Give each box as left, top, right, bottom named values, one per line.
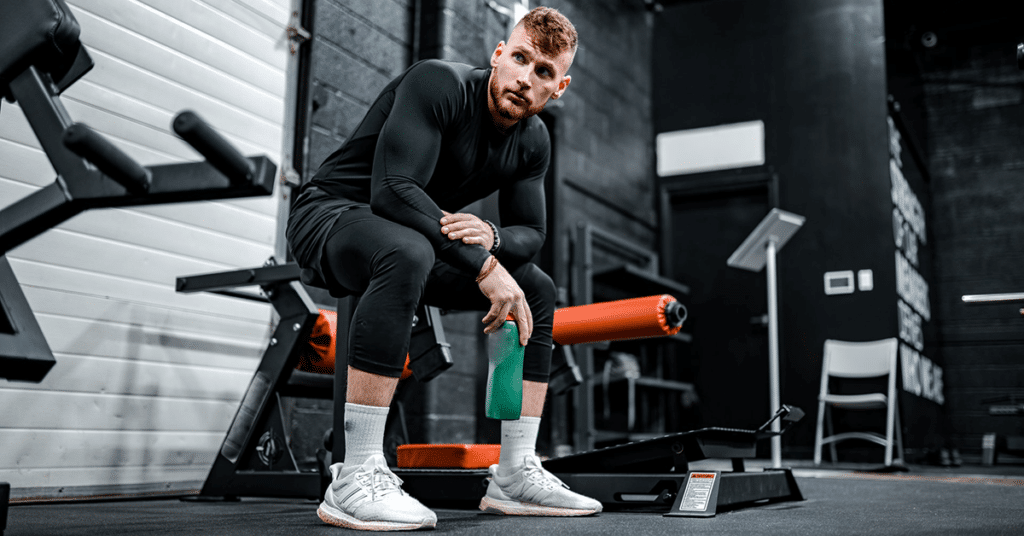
left=317, top=454, right=437, bottom=531
left=479, top=454, right=603, bottom=516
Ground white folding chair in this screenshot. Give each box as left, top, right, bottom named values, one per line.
left=813, top=338, right=904, bottom=467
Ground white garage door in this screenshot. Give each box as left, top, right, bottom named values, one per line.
left=0, top=0, right=295, bottom=499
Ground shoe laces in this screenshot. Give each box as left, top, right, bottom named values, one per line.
left=355, top=462, right=405, bottom=501
left=521, top=456, right=569, bottom=491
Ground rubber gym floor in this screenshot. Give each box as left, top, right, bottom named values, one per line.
left=5, top=460, right=1024, bottom=536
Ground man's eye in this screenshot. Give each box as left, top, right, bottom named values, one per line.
left=513, top=53, right=525, bottom=62
left=537, top=67, right=551, bottom=77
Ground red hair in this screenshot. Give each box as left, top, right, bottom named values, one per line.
left=515, top=7, right=578, bottom=58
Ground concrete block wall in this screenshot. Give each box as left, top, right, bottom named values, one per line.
left=304, top=0, right=412, bottom=180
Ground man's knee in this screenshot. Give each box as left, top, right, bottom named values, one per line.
left=380, top=234, right=436, bottom=281
left=514, top=263, right=556, bottom=308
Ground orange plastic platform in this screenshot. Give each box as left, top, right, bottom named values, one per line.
left=396, top=444, right=501, bottom=469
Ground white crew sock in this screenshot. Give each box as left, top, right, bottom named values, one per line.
left=340, top=402, right=389, bottom=474
left=498, top=416, right=541, bottom=476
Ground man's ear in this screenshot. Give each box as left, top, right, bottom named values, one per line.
left=552, top=75, right=571, bottom=99
left=490, top=41, right=506, bottom=68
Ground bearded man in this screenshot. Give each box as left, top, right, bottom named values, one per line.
left=287, top=7, right=601, bottom=530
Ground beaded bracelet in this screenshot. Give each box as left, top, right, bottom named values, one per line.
left=475, top=256, right=499, bottom=283
left=484, top=219, right=501, bottom=253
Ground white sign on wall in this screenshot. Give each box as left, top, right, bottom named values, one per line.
left=656, top=120, right=765, bottom=176
left=889, top=115, right=943, bottom=405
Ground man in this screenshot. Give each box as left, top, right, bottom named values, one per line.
left=287, top=6, right=601, bottom=531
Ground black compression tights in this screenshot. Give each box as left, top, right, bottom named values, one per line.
left=320, top=206, right=554, bottom=382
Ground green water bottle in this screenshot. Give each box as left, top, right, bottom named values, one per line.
left=485, top=314, right=524, bottom=420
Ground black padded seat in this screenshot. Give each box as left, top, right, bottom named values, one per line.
left=0, top=0, right=83, bottom=90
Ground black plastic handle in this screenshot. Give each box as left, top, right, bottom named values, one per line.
left=664, top=300, right=688, bottom=327
left=1018, top=43, right=1023, bottom=70
left=63, top=123, right=151, bottom=194
left=172, top=110, right=254, bottom=185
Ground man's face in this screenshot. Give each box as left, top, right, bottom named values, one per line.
left=488, top=26, right=573, bottom=128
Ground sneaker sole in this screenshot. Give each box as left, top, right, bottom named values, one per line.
left=318, top=503, right=436, bottom=531
left=478, top=496, right=601, bottom=517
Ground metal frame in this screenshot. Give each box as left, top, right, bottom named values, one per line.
left=0, top=65, right=276, bottom=256
left=571, top=223, right=692, bottom=451
left=548, top=405, right=804, bottom=514
left=0, top=481, right=7, bottom=535
left=394, top=406, right=806, bottom=514
left=727, top=208, right=805, bottom=468
left=0, top=58, right=276, bottom=383
left=177, top=262, right=324, bottom=499
left=0, top=255, right=55, bottom=382
left=963, top=292, right=1024, bottom=318
left=180, top=262, right=457, bottom=499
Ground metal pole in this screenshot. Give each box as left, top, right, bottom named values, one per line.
left=962, top=292, right=1024, bottom=304
left=766, top=238, right=782, bottom=468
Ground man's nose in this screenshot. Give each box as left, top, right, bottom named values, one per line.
left=515, top=65, right=531, bottom=88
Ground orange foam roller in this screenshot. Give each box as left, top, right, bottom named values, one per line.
left=295, top=309, right=413, bottom=378
left=296, top=308, right=337, bottom=375
left=552, top=294, right=685, bottom=346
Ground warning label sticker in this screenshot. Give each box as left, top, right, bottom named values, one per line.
left=678, top=472, right=717, bottom=512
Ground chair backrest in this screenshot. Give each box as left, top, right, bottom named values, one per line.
left=0, top=0, right=82, bottom=88
left=823, top=338, right=898, bottom=379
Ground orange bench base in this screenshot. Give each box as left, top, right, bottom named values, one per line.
left=396, top=444, right=500, bottom=469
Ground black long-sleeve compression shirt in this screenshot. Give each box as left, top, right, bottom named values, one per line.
left=303, top=59, right=549, bottom=275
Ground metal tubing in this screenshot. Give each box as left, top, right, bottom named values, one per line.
left=573, top=224, right=596, bottom=452
left=8, top=67, right=91, bottom=182
left=176, top=263, right=301, bottom=293
left=766, top=238, right=781, bottom=468
left=590, top=225, right=660, bottom=271
left=172, top=110, right=255, bottom=184
left=1, top=481, right=8, bottom=533
left=962, top=292, right=1024, bottom=304
left=63, top=122, right=151, bottom=194
left=0, top=255, right=56, bottom=381
left=0, top=181, right=73, bottom=255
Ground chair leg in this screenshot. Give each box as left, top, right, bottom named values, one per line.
left=895, top=405, right=905, bottom=463
left=814, top=399, right=826, bottom=466
left=884, top=402, right=894, bottom=467
left=823, top=407, right=839, bottom=461
left=826, top=406, right=838, bottom=463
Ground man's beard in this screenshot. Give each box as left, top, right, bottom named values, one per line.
left=489, top=79, right=540, bottom=122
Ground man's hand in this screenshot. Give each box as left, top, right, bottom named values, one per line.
left=440, top=211, right=494, bottom=251
left=477, top=257, right=533, bottom=345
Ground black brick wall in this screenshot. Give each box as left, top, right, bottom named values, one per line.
left=916, top=21, right=1024, bottom=459
left=304, top=0, right=412, bottom=181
